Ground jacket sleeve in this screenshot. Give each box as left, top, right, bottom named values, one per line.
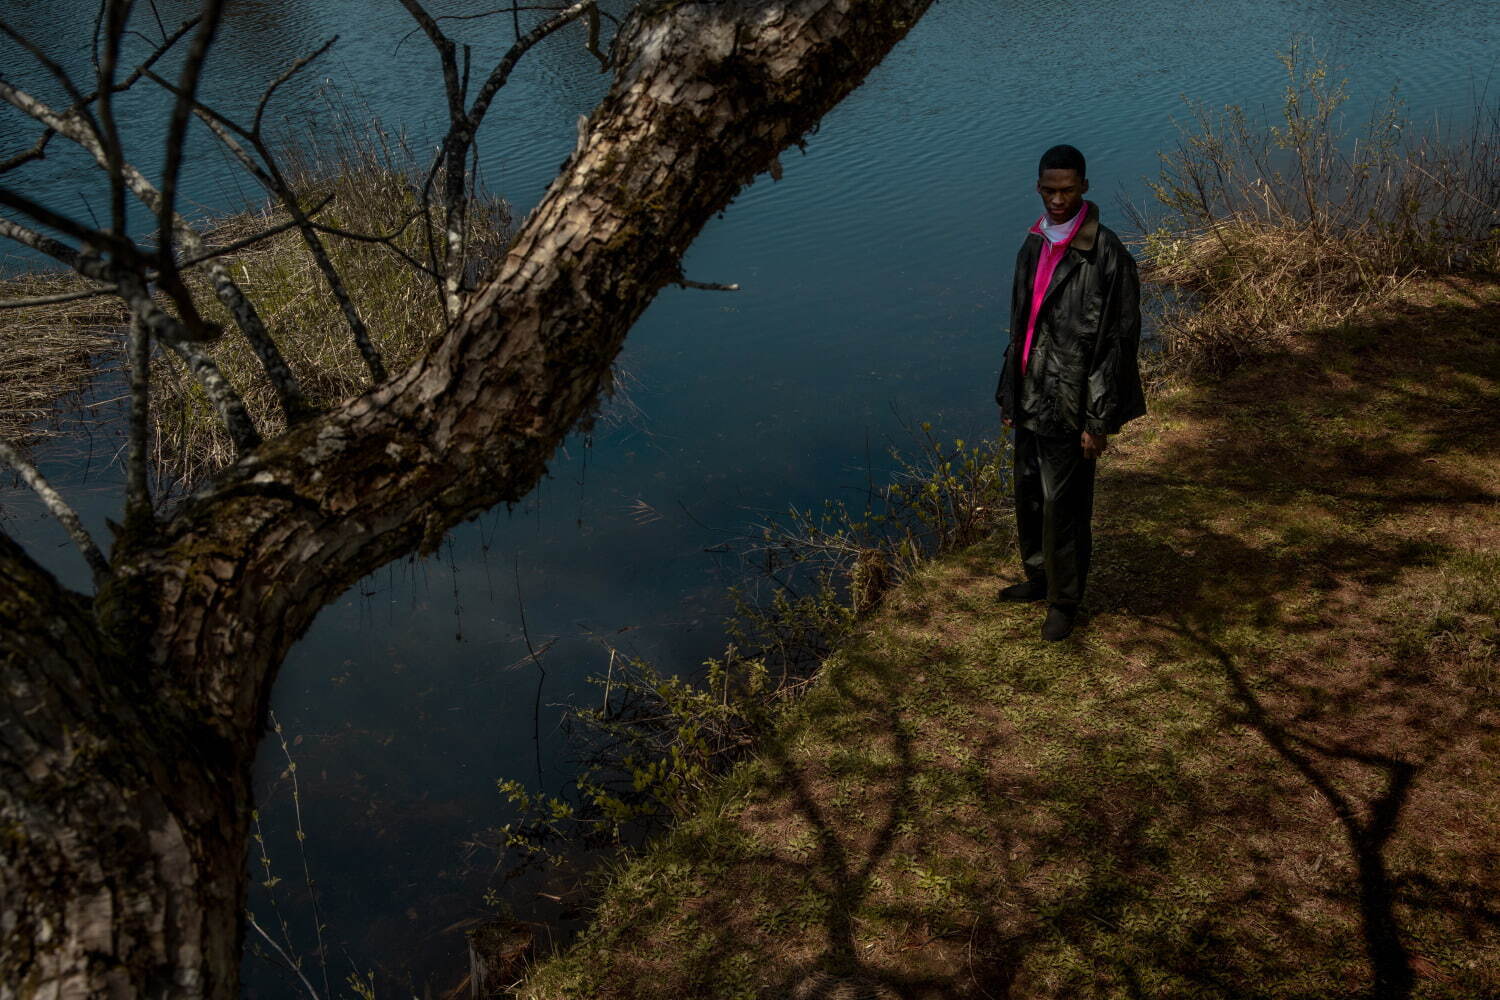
left=1084, top=239, right=1144, bottom=436
left=996, top=247, right=1027, bottom=414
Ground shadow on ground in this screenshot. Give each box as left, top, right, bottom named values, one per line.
left=526, top=279, right=1499, bottom=999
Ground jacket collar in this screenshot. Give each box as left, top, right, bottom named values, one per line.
left=1072, top=202, right=1100, bottom=252
left=1028, top=201, right=1100, bottom=253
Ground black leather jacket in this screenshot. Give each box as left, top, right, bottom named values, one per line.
left=996, top=203, right=1146, bottom=438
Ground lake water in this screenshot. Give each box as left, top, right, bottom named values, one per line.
left=2, top=0, right=1496, bottom=993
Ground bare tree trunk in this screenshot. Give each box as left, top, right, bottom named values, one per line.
left=0, top=1, right=934, bottom=995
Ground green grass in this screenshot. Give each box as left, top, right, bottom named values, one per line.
left=517, top=276, right=1500, bottom=999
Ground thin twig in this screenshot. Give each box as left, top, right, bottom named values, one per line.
left=468, top=1, right=595, bottom=126
left=176, top=193, right=336, bottom=268
left=246, top=913, right=323, bottom=1000
left=514, top=557, right=548, bottom=791
left=248, top=806, right=299, bottom=972
left=268, top=712, right=332, bottom=1000
left=0, top=283, right=119, bottom=309
left=95, top=1, right=131, bottom=243
left=308, top=222, right=440, bottom=278
left=0, top=128, right=56, bottom=175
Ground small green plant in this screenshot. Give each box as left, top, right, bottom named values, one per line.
left=753, top=422, right=1009, bottom=612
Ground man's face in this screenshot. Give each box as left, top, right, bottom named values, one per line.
left=1037, top=168, right=1089, bottom=224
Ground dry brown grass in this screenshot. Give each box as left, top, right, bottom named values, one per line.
left=1137, top=46, right=1500, bottom=384
left=156, top=127, right=511, bottom=484
left=0, top=273, right=125, bottom=448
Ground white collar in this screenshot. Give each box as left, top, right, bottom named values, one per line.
left=1039, top=206, right=1083, bottom=245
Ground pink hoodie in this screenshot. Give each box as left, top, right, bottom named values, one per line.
left=1021, top=203, right=1089, bottom=373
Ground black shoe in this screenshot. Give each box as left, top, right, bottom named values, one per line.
left=998, top=580, right=1047, bottom=602
left=1041, top=604, right=1076, bottom=641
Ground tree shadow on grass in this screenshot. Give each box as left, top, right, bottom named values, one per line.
left=1075, top=285, right=1500, bottom=998
left=568, top=285, right=1499, bottom=999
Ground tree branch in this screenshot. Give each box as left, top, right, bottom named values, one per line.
left=176, top=193, right=335, bottom=267
left=0, top=128, right=56, bottom=175
left=158, top=335, right=262, bottom=455
left=133, top=0, right=937, bottom=724
left=0, top=214, right=85, bottom=269
left=469, top=1, right=595, bottom=128
left=149, top=69, right=387, bottom=385
left=125, top=314, right=152, bottom=538
left=95, top=1, right=132, bottom=240
left=156, top=0, right=226, bottom=300
left=0, top=439, right=110, bottom=585
left=0, top=282, right=119, bottom=309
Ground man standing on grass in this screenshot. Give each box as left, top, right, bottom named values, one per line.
left=996, top=144, right=1145, bottom=641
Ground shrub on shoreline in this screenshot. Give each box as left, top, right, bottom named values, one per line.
left=1136, top=43, right=1499, bottom=381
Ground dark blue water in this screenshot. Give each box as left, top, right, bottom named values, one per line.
left=2, top=1, right=1496, bottom=993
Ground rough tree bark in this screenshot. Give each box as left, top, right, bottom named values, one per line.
left=0, top=1, right=934, bottom=996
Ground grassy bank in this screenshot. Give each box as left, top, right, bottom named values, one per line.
left=515, top=274, right=1499, bottom=998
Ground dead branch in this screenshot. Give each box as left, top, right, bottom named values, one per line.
left=400, top=0, right=604, bottom=318
left=0, top=214, right=86, bottom=269
left=181, top=88, right=386, bottom=383
left=0, top=129, right=56, bottom=175
left=159, top=334, right=261, bottom=454
left=468, top=1, right=598, bottom=125
left=0, top=438, right=109, bottom=584
left=156, top=1, right=226, bottom=305
left=176, top=192, right=336, bottom=267
left=95, top=2, right=131, bottom=241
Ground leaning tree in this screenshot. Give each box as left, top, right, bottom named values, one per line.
left=0, top=0, right=934, bottom=995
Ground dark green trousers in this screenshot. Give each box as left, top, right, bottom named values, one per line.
left=1013, top=426, right=1097, bottom=609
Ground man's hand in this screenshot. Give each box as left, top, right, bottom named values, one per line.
left=1081, top=430, right=1108, bottom=459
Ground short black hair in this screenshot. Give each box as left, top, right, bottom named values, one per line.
left=1038, top=144, right=1087, bottom=180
